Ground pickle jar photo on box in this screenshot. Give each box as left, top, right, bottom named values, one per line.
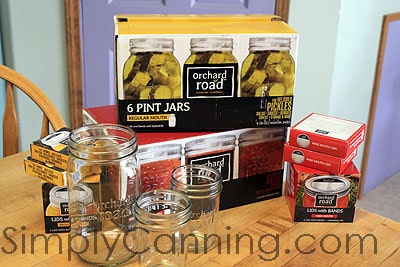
left=240, top=37, right=295, bottom=97
left=183, top=37, right=239, bottom=98
left=122, top=38, right=181, bottom=99
left=67, top=124, right=140, bottom=266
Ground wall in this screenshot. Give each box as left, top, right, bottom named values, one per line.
left=0, top=0, right=70, bottom=156
left=289, top=0, right=400, bottom=173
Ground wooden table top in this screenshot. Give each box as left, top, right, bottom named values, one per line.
left=1, top=151, right=399, bottom=266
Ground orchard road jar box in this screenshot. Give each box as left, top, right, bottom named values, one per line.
left=136, top=128, right=287, bottom=210
left=114, top=15, right=298, bottom=131
left=285, top=162, right=360, bottom=222
left=26, top=127, right=286, bottom=211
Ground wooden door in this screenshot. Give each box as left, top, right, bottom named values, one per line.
left=65, top=0, right=290, bottom=128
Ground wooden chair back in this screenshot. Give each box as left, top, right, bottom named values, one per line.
left=1, top=64, right=67, bottom=157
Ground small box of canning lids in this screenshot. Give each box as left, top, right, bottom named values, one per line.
left=283, top=143, right=357, bottom=174
left=288, top=113, right=366, bottom=158
left=285, top=162, right=360, bottom=222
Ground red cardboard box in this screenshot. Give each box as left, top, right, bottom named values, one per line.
left=283, top=143, right=357, bottom=174
left=288, top=113, right=366, bottom=158
left=285, top=162, right=360, bottom=222
left=136, top=128, right=287, bottom=210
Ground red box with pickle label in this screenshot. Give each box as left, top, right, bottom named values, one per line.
left=285, top=162, right=360, bottom=222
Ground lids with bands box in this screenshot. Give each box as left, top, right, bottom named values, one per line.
left=288, top=113, right=366, bottom=158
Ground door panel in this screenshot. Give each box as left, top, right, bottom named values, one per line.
left=81, top=0, right=276, bottom=107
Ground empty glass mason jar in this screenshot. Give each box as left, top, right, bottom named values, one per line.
left=170, top=164, right=223, bottom=253
left=67, top=124, right=140, bottom=266
left=134, top=189, right=192, bottom=267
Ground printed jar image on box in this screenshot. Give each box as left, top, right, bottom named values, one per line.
left=238, top=128, right=286, bottom=177
left=138, top=143, right=183, bottom=192
left=184, top=135, right=236, bottom=182
left=41, top=183, right=70, bottom=233
left=285, top=162, right=360, bottom=222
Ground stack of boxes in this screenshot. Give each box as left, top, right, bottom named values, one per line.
left=24, top=129, right=71, bottom=233
left=113, top=15, right=299, bottom=210
left=284, top=113, right=366, bottom=222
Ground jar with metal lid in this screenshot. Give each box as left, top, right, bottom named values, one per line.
left=240, top=37, right=295, bottom=97
left=45, top=186, right=70, bottom=216
left=138, top=143, right=182, bottom=192
left=184, top=135, right=236, bottom=181
left=67, top=124, right=140, bottom=266
left=183, top=37, right=238, bottom=98
left=303, top=176, right=351, bottom=208
left=123, top=38, right=181, bottom=99
left=238, top=128, right=286, bottom=178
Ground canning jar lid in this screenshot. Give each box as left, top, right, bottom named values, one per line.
left=50, top=184, right=93, bottom=206
left=304, top=176, right=351, bottom=197
left=49, top=186, right=69, bottom=206
left=249, top=37, right=291, bottom=51
left=138, top=143, right=182, bottom=162
left=238, top=128, right=286, bottom=145
left=129, top=38, right=174, bottom=52
left=184, top=135, right=236, bottom=154
left=190, top=37, right=233, bottom=52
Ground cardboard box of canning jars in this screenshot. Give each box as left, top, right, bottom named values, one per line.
left=27, top=127, right=286, bottom=212
left=114, top=15, right=298, bottom=131
left=137, top=128, right=287, bottom=210
left=285, top=162, right=360, bottom=222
